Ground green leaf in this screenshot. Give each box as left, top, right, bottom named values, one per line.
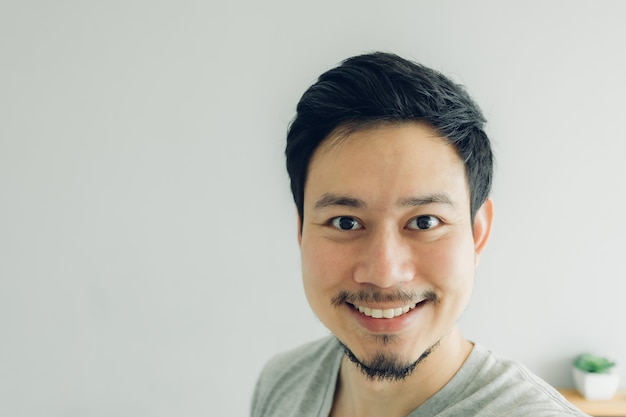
left=574, top=353, right=616, bottom=373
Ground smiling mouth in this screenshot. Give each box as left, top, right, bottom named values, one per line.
left=351, top=302, right=422, bottom=319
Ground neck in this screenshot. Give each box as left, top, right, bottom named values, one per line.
left=330, top=327, right=473, bottom=417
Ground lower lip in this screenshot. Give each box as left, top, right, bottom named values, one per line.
left=350, top=302, right=427, bottom=333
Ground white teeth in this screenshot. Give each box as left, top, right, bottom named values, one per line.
left=382, top=309, right=394, bottom=318
left=354, top=302, right=420, bottom=319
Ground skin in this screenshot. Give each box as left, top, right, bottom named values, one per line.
left=297, top=122, right=493, bottom=417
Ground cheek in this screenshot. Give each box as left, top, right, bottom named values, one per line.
left=422, top=234, right=476, bottom=290
left=300, top=239, right=348, bottom=301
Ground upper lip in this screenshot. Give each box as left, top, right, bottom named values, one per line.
left=349, top=296, right=428, bottom=310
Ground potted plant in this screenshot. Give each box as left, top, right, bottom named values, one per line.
left=572, top=353, right=620, bottom=400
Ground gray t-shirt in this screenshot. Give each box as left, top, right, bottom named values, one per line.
left=251, top=336, right=588, bottom=417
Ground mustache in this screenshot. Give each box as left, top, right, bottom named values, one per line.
left=331, top=288, right=438, bottom=307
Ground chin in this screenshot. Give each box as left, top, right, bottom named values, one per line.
left=337, top=337, right=435, bottom=382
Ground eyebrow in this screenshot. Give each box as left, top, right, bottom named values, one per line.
left=397, top=192, right=455, bottom=208
left=313, top=192, right=455, bottom=210
left=314, top=193, right=366, bottom=210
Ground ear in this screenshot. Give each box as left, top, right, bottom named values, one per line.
left=297, top=210, right=303, bottom=246
left=473, top=198, right=494, bottom=267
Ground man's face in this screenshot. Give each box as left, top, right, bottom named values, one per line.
left=298, top=122, right=492, bottom=376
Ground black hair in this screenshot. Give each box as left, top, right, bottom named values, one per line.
left=286, top=52, right=493, bottom=222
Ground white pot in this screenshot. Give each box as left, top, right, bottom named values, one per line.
left=572, top=366, right=620, bottom=400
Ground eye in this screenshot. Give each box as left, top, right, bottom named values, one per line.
left=407, top=215, right=441, bottom=230
left=330, top=216, right=363, bottom=231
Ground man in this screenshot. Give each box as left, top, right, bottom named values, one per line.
left=252, top=52, right=587, bottom=417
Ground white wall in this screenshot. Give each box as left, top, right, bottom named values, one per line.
left=2, top=1, right=625, bottom=415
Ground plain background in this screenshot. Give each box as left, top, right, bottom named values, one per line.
left=2, top=1, right=626, bottom=416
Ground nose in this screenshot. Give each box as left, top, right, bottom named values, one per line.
left=353, top=226, right=415, bottom=288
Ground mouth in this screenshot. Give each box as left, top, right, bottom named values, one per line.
left=349, top=301, right=425, bottom=319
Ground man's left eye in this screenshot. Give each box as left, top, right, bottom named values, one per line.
left=407, top=215, right=440, bottom=230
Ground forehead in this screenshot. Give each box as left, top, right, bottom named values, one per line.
left=304, top=122, right=469, bottom=209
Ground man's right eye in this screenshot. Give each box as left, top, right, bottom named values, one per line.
left=330, top=216, right=363, bottom=231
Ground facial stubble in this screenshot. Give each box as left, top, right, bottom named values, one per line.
left=337, top=338, right=439, bottom=382
left=332, top=288, right=441, bottom=382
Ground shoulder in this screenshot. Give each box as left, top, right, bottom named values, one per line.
left=420, top=344, right=588, bottom=416
left=463, top=344, right=588, bottom=416
left=258, top=336, right=340, bottom=383
left=251, top=336, right=342, bottom=417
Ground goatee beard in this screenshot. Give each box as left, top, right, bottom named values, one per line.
left=337, top=338, right=437, bottom=382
